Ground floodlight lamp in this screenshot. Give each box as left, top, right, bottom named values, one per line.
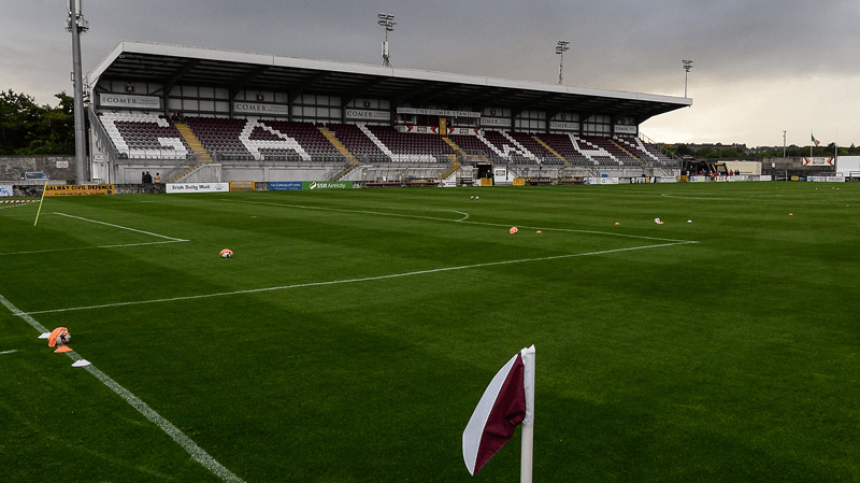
left=682, top=59, right=693, bottom=72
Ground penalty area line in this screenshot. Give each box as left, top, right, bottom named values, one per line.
left=0, top=240, right=186, bottom=257
left=0, top=292, right=246, bottom=483
left=54, top=213, right=188, bottom=242
left=24, top=241, right=697, bottom=316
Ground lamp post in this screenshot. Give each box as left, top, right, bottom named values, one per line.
left=67, top=0, right=89, bottom=184
left=782, top=130, right=786, bottom=158
left=682, top=59, right=693, bottom=98
left=378, top=13, right=395, bottom=67
left=556, top=41, right=569, bottom=85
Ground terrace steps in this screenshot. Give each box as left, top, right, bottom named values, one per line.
left=175, top=123, right=212, bottom=162
left=320, top=127, right=359, bottom=166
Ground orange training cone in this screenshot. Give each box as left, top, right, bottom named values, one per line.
left=47, top=327, right=70, bottom=348
left=54, top=346, right=73, bottom=353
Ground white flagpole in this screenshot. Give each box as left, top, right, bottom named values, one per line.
left=520, top=346, right=536, bottom=483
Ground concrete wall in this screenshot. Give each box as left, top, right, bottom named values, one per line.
left=0, top=156, right=76, bottom=182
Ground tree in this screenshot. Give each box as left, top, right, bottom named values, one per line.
left=0, top=89, right=76, bottom=155
left=673, top=144, right=693, bottom=156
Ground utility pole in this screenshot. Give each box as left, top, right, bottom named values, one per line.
left=68, top=0, right=89, bottom=184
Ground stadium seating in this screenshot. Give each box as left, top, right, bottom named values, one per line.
left=98, top=112, right=190, bottom=159
left=96, top=111, right=671, bottom=168
left=579, top=135, right=633, bottom=165
left=260, top=121, right=343, bottom=160
left=480, top=130, right=536, bottom=164
left=506, top=132, right=568, bottom=165
left=448, top=133, right=497, bottom=157
left=325, top=123, right=389, bottom=162
left=613, top=135, right=676, bottom=166
left=365, top=125, right=455, bottom=162
left=184, top=118, right=348, bottom=162
left=535, top=134, right=592, bottom=164
left=185, top=117, right=254, bottom=159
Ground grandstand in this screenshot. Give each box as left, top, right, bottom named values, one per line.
left=86, top=41, right=690, bottom=185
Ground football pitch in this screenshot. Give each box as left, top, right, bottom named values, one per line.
left=1, top=182, right=858, bottom=482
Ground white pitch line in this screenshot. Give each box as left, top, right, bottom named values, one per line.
left=0, top=292, right=246, bottom=483
left=0, top=240, right=186, bottom=257
left=54, top=213, right=188, bottom=242
left=0, top=350, right=18, bottom=355
left=449, top=210, right=470, bottom=222
left=221, top=198, right=693, bottom=243
left=661, top=193, right=786, bottom=202
left=23, top=241, right=695, bottom=316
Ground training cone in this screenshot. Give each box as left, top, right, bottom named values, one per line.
left=536, top=230, right=542, bottom=234
left=54, top=346, right=73, bottom=353
left=71, top=359, right=91, bottom=367
left=614, top=222, right=620, bottom=225
left=789, top=213, right=794, bottom=216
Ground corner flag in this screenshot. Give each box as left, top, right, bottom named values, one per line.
left=463, top=345, right=535, bottom=480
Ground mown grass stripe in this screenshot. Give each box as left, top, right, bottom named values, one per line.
left=23, top=241, right=693, bottom=315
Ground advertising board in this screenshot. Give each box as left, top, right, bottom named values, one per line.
left=269, top=181, right=303, bottom=191
left=304, top=181, right=353, bottom=190
left=166, top=183, right=230, bottom=193
left=45, top=184, right=115, bottom=196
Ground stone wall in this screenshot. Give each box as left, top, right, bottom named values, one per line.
left=0, top=156, right=76, bottom=182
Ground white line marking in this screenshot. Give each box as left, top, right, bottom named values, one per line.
left=0, top=350, right=18, bottom=355
left=221, top=199, right=693, bottom=243
left=24, top=241, right=695, bottom=316
left=661, top=193, right=786, bottom=202
left=0, top=240, right=186, bottom=257
left=54, top=213, right=188, bottom=242
left=0, top=292, right=246, bottom=483
left=449, top=210, right=470, bottom=222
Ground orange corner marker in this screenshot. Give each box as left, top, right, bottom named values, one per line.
left=54, top=346, right=73, bottom=353
left=47, top=327, right=69, bottom=348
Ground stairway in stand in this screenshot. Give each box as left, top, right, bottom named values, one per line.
left=171, top=123, right=212, bottom=182
left=611, top=140, right=645, bottom=167
left=441, top=138, right=466, bottom=179
left=533, top=136, right=570, bottom=166
left=175, top=123, right=211, bottom=162
left=319, top=127, right=359, bottom=180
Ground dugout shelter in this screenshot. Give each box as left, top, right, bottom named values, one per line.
left=86, top=41, right=691, bottom=185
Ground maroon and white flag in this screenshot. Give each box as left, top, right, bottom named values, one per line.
left=463, top=345, right=535, bottom=477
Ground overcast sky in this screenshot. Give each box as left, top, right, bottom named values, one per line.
left=3, top=0, right=859, bottom=147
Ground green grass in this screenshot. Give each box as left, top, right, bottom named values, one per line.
left=1, top=182, right=859, bottom=482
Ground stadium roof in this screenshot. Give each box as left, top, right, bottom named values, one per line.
left=89, top=41, right=692, bottom=122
